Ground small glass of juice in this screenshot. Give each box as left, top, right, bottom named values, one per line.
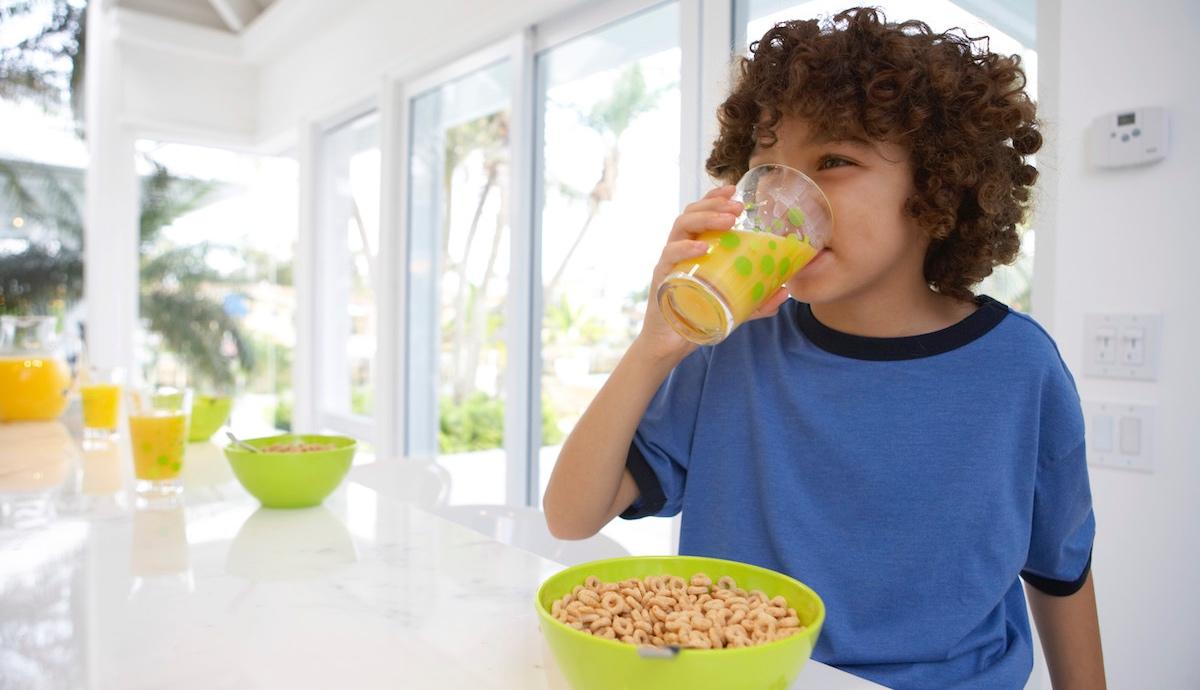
left=127, top=386, right=192, bottom=499
left=657, top=164, right=833, bottom=345
left=80, top=366, right=125, bottom=438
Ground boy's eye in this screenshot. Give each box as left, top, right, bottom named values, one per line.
left=817, top=155, right=854, bottom=170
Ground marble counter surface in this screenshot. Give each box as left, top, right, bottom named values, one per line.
left=0, top=421, right=883, bottom=689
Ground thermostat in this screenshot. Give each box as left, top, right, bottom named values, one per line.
left=1087, top=107, right=1169, bottom=169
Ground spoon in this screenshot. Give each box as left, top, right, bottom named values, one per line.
left=225, top=431, right=260, bottom=453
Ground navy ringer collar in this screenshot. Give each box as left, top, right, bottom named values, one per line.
left=796, top=295, right=1010, bottom=361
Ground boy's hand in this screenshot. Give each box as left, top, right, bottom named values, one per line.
left=637, top=185, right=791, bottom=360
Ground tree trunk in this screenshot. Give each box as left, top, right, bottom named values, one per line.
left=545, top=145, right=619, bottom=296
left=450, top=163, right=498, bottom=401
left=463, top=172, right=508, bottom=408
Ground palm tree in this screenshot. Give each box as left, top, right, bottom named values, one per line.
left=544, top=64, right=669, bottom=296
left=440, top=111, right=508, bottom=403
left=1, top=0, right=255, bottom=389
left=0, top=157, right=255, bottom=388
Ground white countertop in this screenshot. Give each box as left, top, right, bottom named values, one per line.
left=0, top=421, right=883, bottom=689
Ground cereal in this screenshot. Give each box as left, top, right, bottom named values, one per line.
left=259, top=441, right=337, bottom=453
left=550, top=573, right=805, bottom=649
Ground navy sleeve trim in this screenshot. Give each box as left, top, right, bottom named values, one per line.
left=1021, top=549, right=1093, bottom=597
left=619, top=442, right=666, bottom=520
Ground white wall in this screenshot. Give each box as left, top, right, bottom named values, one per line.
left=1038, top=0, right=1200, bottom=687
left=121, top=42, right=257, bottom=145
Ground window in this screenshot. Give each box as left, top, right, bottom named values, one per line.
left=737, top=0, right=1038, bottom=311
left=0, top=0, right=88, bottom=354
left=135, top=141, right=298, bottom=436
left=316, top=112, right=381, bottom=431
left=533, top=3, right=682, bottom=554
left=536, top=2, right=682, bottom=486
left=408, top=59, right=513, bottom=504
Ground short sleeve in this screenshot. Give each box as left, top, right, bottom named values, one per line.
left=1021, top=358, right=1096, bottom=596
left=619, top=347, right=709, bottom=520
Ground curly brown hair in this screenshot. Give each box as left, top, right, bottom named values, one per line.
left=706, top=7, right=1041, bottom=301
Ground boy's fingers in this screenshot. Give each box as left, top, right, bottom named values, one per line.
left=653, top=239, right=710, bottom=280
left=668, top=211, right=737, bottom=242
left=683, top=196, right=744, bottom=215
left=702, top=184, right=736, bottom=200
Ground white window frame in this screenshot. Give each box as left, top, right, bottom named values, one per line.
left=396, top=34, right=536, bottom=506
left=295, top=0, right=738, bottom=522
left=303, top=99, right=384, bottom=444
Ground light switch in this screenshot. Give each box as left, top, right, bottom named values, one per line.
left=1091, top=414, right=1114, bottom=452
left=1121, top=328, right=1145, bottom=365
left=1084, top=314, right=1162, bottom=380
left=1085, top=400, right=1155, bottom=473
left=1096, top=327, right=1117, bottom=363
left=1119, top=416, right=1142, bottom=455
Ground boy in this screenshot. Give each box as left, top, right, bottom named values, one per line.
left=544, top=8, right=1104, bottom=690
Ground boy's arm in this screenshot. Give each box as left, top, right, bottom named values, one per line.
left=542, top=338, right=687, bottom=540
left=1025, top=571, right=1106, bottom=689
left=543, top=185, right=748, bottom=540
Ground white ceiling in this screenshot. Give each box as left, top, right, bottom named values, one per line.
left=115, top=0, right=277, bottom=33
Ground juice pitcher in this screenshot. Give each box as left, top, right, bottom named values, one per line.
left=0, top=316, right=72, bottom=422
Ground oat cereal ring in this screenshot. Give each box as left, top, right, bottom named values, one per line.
left=753, top=613, right=777, bottom=638
left=728, top=608, right=747, bottom=626
left=601, top=591, right=627, bottom=614
left=708, top=625, right=725, bottom=649
left=687, top=630, right=712, bottom=649
left=613, top=616, right=634, bottom=636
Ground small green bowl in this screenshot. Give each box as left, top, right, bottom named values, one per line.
left=536, top=555, right=825, bottom=690
left=222, top=434, right=356, bottom=509
left=189, top=395, right=233, bottom=442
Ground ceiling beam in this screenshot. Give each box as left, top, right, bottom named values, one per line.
left=207, top=0, right=260, bottom=32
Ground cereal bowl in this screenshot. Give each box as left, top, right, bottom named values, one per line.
left=222, top=434, right=355, bottom=509
left=188, top=394, right=233, bottom=442
left=535, top=555, right=824, bottom=690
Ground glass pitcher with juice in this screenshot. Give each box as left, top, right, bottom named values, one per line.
left=0, top=316, right=72, bottom=422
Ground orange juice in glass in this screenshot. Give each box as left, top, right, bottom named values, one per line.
left=0, top=316, right=71, bottom=422
left=128, top=387, right=192, bottom=498
left=657, top=164, right=833, bottom=345
left=80, top=367, right=125, bottom=437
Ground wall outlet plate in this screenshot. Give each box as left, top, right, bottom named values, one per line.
left=1083, top=314, right=1162, bottom=380
left=1084, top=400, right=1155, bottom=473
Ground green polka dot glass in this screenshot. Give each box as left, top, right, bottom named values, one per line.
left=657, top=164, right=833, bottom=344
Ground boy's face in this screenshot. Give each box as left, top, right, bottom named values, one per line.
left=747, top=116, right=930, bottom=305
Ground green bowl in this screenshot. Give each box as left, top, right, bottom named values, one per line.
left=188, top=395, right=233, bottom=442
left=222, top=434, right=356, bottom=509
left=536, top=555, right=825, bottom=690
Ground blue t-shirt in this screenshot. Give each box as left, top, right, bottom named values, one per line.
left=621, top=296, right=1095, bottom=690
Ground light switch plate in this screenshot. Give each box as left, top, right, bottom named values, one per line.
left=1084, top=400, right=1155, bottom=472
left=1084, top=314, right=1162, bottom=380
